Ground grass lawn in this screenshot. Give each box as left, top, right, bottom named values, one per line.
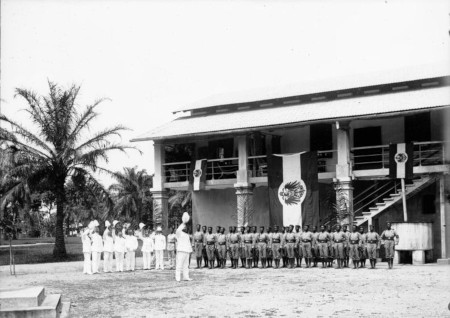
left=0, top=237, right=145, bottom=266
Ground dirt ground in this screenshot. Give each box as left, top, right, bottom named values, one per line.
left=1, top=259, right=449, bottom=318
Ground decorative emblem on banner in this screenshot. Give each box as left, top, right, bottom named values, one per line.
left=394, top=152, right=408, bottom=164
left=278, top=180, right=306, bottom=206
left=193, top=169, right=202, bottom=178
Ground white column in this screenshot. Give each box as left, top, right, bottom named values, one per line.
left=234, top=135, right=254, bottom=226
left=151, top=142, right=168, bottom=232
left=335, top=121, right=354, bottom=226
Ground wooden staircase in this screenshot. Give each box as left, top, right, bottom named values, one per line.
left=354, top=175, right=435, bottom=227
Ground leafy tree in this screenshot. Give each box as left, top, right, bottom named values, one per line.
left=168, top=190, right=192, bottom=230
left=0, top=82, right=136, bottom=259
left=109, top=167, right=153, bottom=227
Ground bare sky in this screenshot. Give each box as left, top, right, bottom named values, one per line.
left=1, top=0, right=449, bottom=186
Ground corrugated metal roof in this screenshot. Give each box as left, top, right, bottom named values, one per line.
left=175, top=64, right=449, bottom=113
left=132, top=86, right=450, bottom=142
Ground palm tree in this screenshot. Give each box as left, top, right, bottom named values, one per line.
left=108, top=167, right=153, bottom=226
left=0, top=81, right=136, bottom=259
left=168, top=190, right=192, bottom=229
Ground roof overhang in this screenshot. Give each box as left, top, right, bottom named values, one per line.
left=131, top=85, right=450, bottom=143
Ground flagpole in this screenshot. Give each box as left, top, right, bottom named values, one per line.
left=401, top=178, right=408, bottom=222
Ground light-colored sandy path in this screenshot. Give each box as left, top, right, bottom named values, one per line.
left=1, top=260, right=449, bottom=318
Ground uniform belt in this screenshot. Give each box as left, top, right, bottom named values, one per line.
left=219, top=242, right=226, bottom=245
left=335, top=240, right=343, bottom=243
left=287, top=240, right=296, bottom=243
left=168, top=242, right=175, bottom=244
left=231, top=241, right=239, bottom=244
left=318, top=240, right=328, bottom=243
left=244, top=241, right=252, bottom=243
left=367, top=240, right=377, bottom=244
left=350, top=240, right=359, bottom=244
left=207, top=242, right=215, bottom=245
left=385, top=238, right=394, bottom=241
left=195, top=240, right=202, bottom=243
left=258, top=240, right=267, bottom=243
left=302, top=240, right=311, bottom=243
left=272, top=239, right=280, bottom=243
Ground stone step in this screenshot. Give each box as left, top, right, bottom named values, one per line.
left=59, top=301, right=71, bottom=318
left=369, top=207, right=378, bottom=211
left=375, top=202, right=386, bottom=206
left=0, top=287, right=45, bottom=309
left=354, top=216, right=365, bottom=220
left=362, top=212, right=372, bottom=216
left=0, top=294, right=61, bottom=318
left=383, top=197, right=395, bottom=202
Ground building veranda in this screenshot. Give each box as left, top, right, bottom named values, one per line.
left=132, top=67, right=450, bottom=265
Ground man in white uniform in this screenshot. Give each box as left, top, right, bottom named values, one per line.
left=154, top=226, right=166, bottom=270
left=175, top=212, right=193, bottom=282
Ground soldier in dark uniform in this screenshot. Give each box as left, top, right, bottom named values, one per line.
left=281, top=226, right=289, bottom=268
left=228, top=226, right=240, bottom=269
left=270, top=225, right=283, bottom=268
left=204, top=227, right=217, bottom=269
left=311, top=226, right=319, bottom=267
left=256, top=226, right=269, bottom=268
left=266, top=227, right=273, bottom=268
left=326, top=225, right=334, bottom=268
left=252, top=226, right=259, bottom=268
left=380, top=222, right=399, bottom=269
left=239, top=226, right=246, bottom=268
left=242, top=226, right=254, bottom=269
left=365, top=225, right=381, bottom=269
left=227, top=226, right=234, bottom=268
left=202, top=225, right=208, bottom=268
left=213, top=226, right=221, bottom=268
left=300, top=225, right=315, bottom=268
left=332, top=225, right=346, bottom=269
left=284, top=225, right=297, bottom=268
left=316, top=225, right=331, bottom=268
left=359, top=226, right=367, bottom=268
left=342, top=225, right=350, bottom=267
left=192, top=224, right=204, bottom=269
left=216, top=227, right=228, bottom=269
left=348, top=225, right=362, bottom=269
left=294, top=225, right=301, bottom=267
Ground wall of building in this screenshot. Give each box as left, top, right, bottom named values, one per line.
left=373, top=181, right=442, bottom=262
left=192, top=186, right=270, bottom=228
left=279, top=126, right=310, bottom=153
left=350, top=116, right=404, bottom=146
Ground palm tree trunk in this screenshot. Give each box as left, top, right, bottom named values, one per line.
left=53, top=192, right=67, bottom=259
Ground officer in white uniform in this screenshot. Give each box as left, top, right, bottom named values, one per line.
left=154, top=226, right=166, bottom=270
left=175, top=212, right=193, bottom=282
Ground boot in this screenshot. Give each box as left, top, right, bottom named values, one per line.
left=322, top=261, right=326, bottom=268
left=241, top=258, right=245, bottom=268
left=222, top=260, right=225, bottom=269
left=205, top=259, right=208, bottom=268
left=209, top=261, right=212, bottom=269
left=353, top=261, right=357, bottom=269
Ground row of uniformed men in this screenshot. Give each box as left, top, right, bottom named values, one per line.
left=80, top=220, right=178, bottom=274
left=191, top=222, right=399, bottom=270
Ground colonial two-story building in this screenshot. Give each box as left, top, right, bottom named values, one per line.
left=132, top=67, right=450, bottom=264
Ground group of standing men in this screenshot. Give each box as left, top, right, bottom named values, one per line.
left=191, top=222, right=399, bottom=270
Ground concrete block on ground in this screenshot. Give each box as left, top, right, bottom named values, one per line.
left=437, top=258, right=450, bottom=265
left=0, top=287, right=45, bottom=309
left=412, top=250, right=425, bottom=265
left=0, top=294, right=61, bottom=318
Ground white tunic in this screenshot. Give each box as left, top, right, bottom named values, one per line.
left=154, top=234, right=166, bottom=251
left=114, top=236, right=126, bottom=253
left=91, top=233, right=103, bottom=252
left=176, top=224, right=193, bottom=253
left=103, top=235, right=114, bottom=253
left=125, top=235, right=138, bottom=252
left=81, top=229, right=92, bottom=253
left=142, top=237, right=154, bottom=253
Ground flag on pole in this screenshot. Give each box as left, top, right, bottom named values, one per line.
left=267, top=151, right=319, bottom=227
left=189, top=159, right=207, bottom=191
left=389, top=143, right=413, bottom=180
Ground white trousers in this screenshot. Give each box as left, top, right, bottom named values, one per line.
left=175, top=252, right=191, bottom=281
left=92, top=251, right=101, bottom=273
left=115, top=252, right=124, bottom=272
left=155, top=250, right=164, bottom=269
left=126, top=251, right=136, bottom=271
left=143, top=252, right=152, bottom=269
left=83, top=252, right=92, bottom=274
left=103, top=252, right=113, bottom=272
